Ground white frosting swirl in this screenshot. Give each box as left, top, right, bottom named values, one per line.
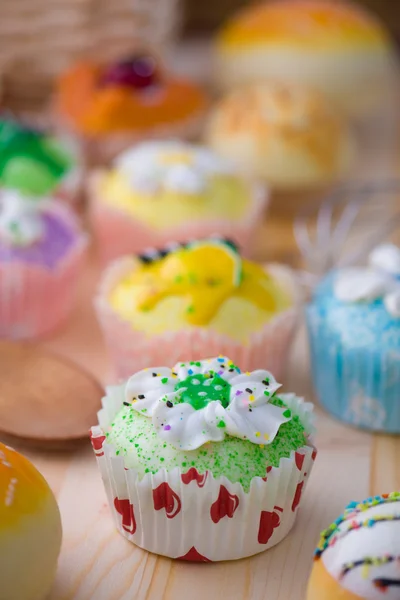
left=0, top=190, right=44, bottom=247
left=321, top=498, right=400, bottom=600
left=115, top=141, right=234, bottom=196
left=334, top=244, right=400, bottom=318
left=125, top=356, right=292, bottom=451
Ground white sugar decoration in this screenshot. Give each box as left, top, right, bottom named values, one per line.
left=115, top=141, right=234, bottom=196
left=334, top=244, right=400, bottom=318
left=0, top=190, right=45, bottom=247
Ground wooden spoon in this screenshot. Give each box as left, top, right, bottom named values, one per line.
left=0, top=340, right=103, bottom=448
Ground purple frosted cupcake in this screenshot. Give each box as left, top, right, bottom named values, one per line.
left=0, top=189, right=88, bottom=338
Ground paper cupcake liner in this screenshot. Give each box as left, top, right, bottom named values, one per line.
left=89, top=177, right=268, bottom=263
left=90, top=386, right=317, bottom=561
left=55, top=108, right=206, bottom=167
left=95, top=259, right=299, bottom=380
left=306, top=306, right=400, bottom=433
left=0, top=206, right=88, bottom=339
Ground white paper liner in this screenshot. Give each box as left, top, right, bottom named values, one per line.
left=94, top=259, right=300, bottom=380
left=91, top=385, right=316, bottom=561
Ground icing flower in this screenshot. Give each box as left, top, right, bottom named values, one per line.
left=112, top=238, right=282, bottom=327
left=0, top=190, right=45, bottom=246
left=125, top=356, right=293, bottom=450
left=334, top=244, right=400, bottom=318
left=115, top=141, right=233, bottom=196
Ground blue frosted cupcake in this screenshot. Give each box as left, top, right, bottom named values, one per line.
left=306, top=243, right=400, bottom=433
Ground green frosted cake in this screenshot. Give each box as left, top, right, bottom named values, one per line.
left=91, top=355, right=317, bottom=561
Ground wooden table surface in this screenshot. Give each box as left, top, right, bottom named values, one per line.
left=4, top=204, right=397, bottom=600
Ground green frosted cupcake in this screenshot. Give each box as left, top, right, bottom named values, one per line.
left=0, top=117, right=81, bottom=202
left=91, top=355, right=317, bottom=561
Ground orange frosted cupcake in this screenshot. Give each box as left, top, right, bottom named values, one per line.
left=216, top=0, right=396, bottom=116
left=0, top=442, right=62, bottom=599
left=55, top=54, right=208, bottom=164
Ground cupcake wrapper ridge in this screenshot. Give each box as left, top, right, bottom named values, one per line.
left=0, top=205, right=88, bottom=339
left=306, top=306, right=400, bottom=433
left=89, top=175, right=268, bottom=263
left=95, top=259, right=299, bottom=381
left=90, top=385, right=316, bottom=561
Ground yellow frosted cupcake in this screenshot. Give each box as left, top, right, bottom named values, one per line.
left=206, top=81, right=354, bottom=191
left=215, top=0, right=396, bottom=115
left=95, top=238, right=298, bottom=378
left=89, top=140, right=267, bottom=262
left=0, top=442, right=62, bottom=600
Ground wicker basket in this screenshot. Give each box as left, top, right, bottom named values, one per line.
left=0, top=0, right=181, bottom=111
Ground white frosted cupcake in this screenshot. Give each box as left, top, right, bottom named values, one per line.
left=215, top=0, right=396, bottom=116
left=307, top=492, right=400, bottom=600
left=91, top=355, right=316, bottom=561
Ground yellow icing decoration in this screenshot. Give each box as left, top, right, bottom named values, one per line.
left=97, top=171, right=250, bottom=230
left=0, top=443, right=50, bottom=530
left=109, top=241, right=292, bottom=340
left=218, top=1, right=389, bottom=51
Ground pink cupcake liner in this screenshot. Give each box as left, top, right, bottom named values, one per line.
left=0, top=205, right=88, bottom=339
left=89, top=175, right=268, bottom=263
left=90, top=389, right=316, bottom=561
left=95, top=258, right=299, bottom=380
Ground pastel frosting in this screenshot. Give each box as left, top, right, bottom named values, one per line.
left=108, top=239, right=292, bottom=340
left=96, top=141, right=251, bottom=229
left=206, top=82, right=353, bottom=188
left=0, top=118, right=73, bottom=197
left=0, top=191, right=81, bottom=268
left=218, top=0, right=390, bottom=51
left=105, top=356, right=313, bottom=491
left=57, top=61, right=206, bottom=135
left=334, top=244, right=400, bottom=318
left=313, top=493, right=400, bottom=599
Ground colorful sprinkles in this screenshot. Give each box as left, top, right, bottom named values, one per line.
left=106, top=393, right=307, bottom=493
left=341, top=556, right=400, bottom=579
left=314, top=492, right=400, bottom=559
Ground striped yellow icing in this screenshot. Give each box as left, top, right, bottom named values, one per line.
left=218, top=0, right=390, bottom=51
left=0, top=443, right=51, bottom=530
left=109, top=240, right=292, bottom=340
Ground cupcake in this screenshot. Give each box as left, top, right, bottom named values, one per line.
left=306, top=243, right=400, bottom=433
left=0, top=442, right=62, bottom=599
left=215, top=0, right=396, bottom=116
left=0, top=189, right=88, bottom=338
left=89, top=141, right=267, bottom=263
left=206, top=81, right=354, bottom=193
left=307, top=492, right=400, bottom=600
left=90, top=355, right=316, bottom=561
left=55, top=54, right=208, bottom=165
left=0, top=115, right=81, bottom=205
left=95, top=238, right=298, bottom=379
